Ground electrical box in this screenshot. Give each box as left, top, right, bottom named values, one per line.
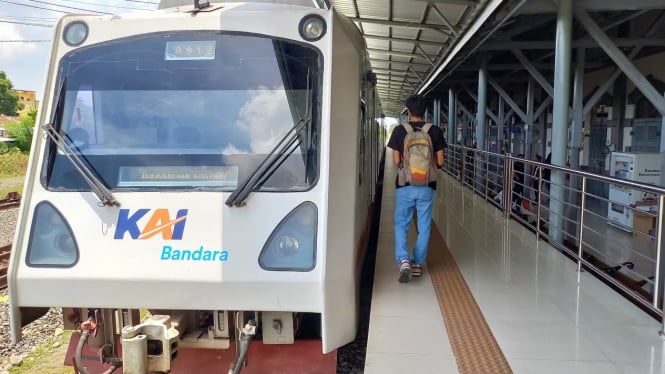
left=607, top=152, right=662, bottom=231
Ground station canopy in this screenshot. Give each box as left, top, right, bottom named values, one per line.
left=160, top=0, right=665, bottom=118
left=328, top=0, right=665, bottom=117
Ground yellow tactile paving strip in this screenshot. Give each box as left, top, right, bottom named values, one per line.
left=427, top=223, right=513, bottom=374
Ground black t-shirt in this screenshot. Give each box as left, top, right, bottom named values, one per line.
left=387, top=121, right=446, bottom=189
left=514, top=161, right=525, bottom=184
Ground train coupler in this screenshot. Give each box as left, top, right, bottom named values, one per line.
left=121, top=315, right=180, bottom=374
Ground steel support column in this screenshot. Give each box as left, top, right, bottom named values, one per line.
left=525, top=79, right=535, bottom=157
left=539, top=105, right=547, bottom=163
left=567, top=47, right=585, bottom=245
left=549, top=0, right=572, bottom=246
left=477, top=58, right=488, bottom=192
left=662, top=92, right=665, bottom=153
left=570, top=47, right=585, bottom=179
left=613, top=75, right=627, bottom=151
left=498, top=96, right=504, bottom=153
left=448, top=88, right=456, bottom=145
left=433, top=98, right=441, bottom=127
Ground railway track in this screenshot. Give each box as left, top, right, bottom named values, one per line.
left=0, top=244, right=10, bottom=289
left=0, top=195, right=21, bottom=211
left=0, top=194, right=20, bottom=289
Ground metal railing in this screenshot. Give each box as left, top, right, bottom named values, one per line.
left=442, top=144, right=665, bottom=329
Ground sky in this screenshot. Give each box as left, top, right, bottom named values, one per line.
left=0, top=0, right=399, bottom=128
left=0, top=0, right=159, bottom=99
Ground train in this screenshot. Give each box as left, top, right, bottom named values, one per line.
left=7, top=1, right=386, bottom=372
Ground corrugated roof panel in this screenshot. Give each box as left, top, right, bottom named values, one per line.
left=418, top=44, right=442, bottom=56
left=419, top=31, right=450, bottom=44
left=356, top=0, right=389, bottom=19
left=328, top=0, right=497, bottom=116
left=390, top=40, right=417, bottom=50
left=391, top=28, right=419, bottom=40
left=392, top=0, right=427, bottom=22
left=426, top=4, right=468, bottom=25
left=389, top=56, right=414, bottom=63
left=367, top=52, right=392, bottom=60
left=357, top=23, right=390, bottom=35
left=331, top=0, right=356, bottom=14
left=366, top=40, right=390, bottom=49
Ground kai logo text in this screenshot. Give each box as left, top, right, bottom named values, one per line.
left=114, top=209, right=188, bottom=240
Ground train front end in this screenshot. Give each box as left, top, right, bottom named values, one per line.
left=9, top=2, right=368, bottom=371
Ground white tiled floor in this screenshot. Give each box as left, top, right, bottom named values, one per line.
left=365, top=163, right=665, bottom=374
left=364, top=166, right=456, bottom=374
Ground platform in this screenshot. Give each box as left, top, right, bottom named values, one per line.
left=365, top=162, right=665, bottom=374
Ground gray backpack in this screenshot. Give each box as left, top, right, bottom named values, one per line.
left=399, top=123, right=436, bottom=186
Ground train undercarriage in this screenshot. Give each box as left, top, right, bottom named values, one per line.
left=60, top=308, right=335, bottom=373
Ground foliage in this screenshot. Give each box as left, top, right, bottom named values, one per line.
left=0, top=178, right=24, bottom=199
left=8, top=330, right=75, bottom=374
left=0, top=142, right=19, bottom=154
left=0, top=150, right=28, bottom=177
left=4, top=109, right=37, bottom=153
left=0, top=150, right=27, bottom=197
left=0, top=71, right=24, bottom=116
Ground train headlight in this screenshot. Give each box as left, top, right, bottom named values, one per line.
left=26, top=202, right=79, bottom=267
left=55, top=234, right=76, bottom=257
left=63, top=21, right=88, bottom=46
left=299, top=15, right=326, bottom=42
left=259, top=202, right=317, bottom=271
left=276, top=235, right=300, bottom=256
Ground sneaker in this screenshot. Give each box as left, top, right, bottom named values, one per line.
left=411, top=264, right=422, bottom=277
left=398, top=260, right=411, bottom=283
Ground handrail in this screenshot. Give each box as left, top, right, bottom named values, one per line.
left=448, top=144, right=665, bottom=195
left=440, top=143, right=665, bottom=328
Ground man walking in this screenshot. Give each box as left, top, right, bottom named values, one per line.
left=387, top=95, right=446, bottom=283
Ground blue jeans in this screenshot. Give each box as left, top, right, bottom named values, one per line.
left=394, top=185, right=435, bottom=266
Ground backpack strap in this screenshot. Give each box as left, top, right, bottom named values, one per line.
left=422, top=123, right=433, bottom=133
left=422, top=123, right=436, bottom=173
left=402, top=123, right=414, bottom=133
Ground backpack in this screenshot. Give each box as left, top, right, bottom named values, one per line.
left=399, top=123, right=436, bottom=186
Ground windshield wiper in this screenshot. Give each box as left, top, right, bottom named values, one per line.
left=225, top=117, right=310, bottom=207
left=43, top=79, right=120, bottom=207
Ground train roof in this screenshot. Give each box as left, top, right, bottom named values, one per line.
left=158, top=0, right=323, bottom=10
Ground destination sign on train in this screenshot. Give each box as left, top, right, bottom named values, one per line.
left=118, top=166, right=238, bottom=187
left=165, top=41, right=216, bottom=61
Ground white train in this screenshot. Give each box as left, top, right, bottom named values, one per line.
left=8, top=1, right=385, bottom=372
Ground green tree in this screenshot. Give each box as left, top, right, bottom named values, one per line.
left=0, top=71, right=24, bottom=116
left=4, top=108, right=36, bottom=153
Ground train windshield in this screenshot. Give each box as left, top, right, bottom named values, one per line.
left=43, top=32, right=322, bottom=191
